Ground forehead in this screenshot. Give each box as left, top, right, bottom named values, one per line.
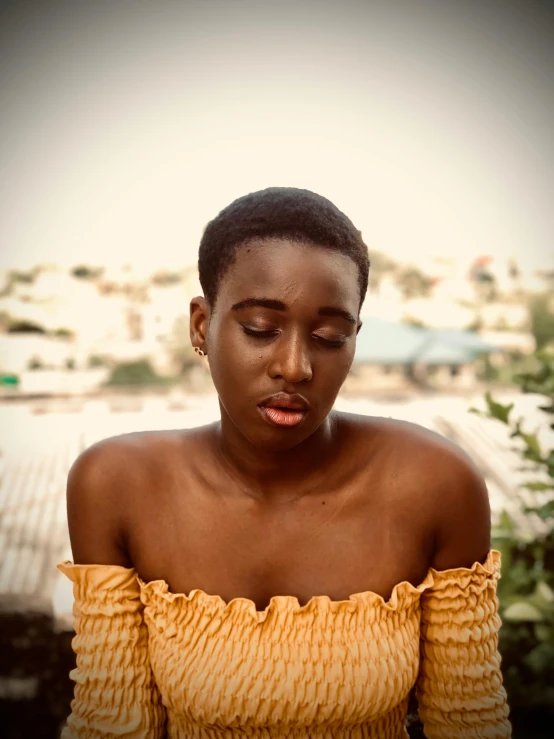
left=219, top=238, right=360, bottom=306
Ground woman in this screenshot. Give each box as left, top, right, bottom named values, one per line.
left=59, top=187, right=511, bottom=738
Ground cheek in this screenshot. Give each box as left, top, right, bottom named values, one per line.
left=323, top=346, right=356, bottom=375
left=330, top=359, right=357, bottom=395
left=215, top=331, right=264, bottom=371
left=331, top=362, right=354, bottom=389
left=208, top=344, right=258, bottom=395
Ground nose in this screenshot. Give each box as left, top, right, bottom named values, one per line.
left=268, top=331, right=313, bottom=383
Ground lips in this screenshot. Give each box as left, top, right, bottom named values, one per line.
left=259, top=392, right=310, bottom=412
left=258, top=392, right=310, bottom=428
left=258, top=405, right=307, bottom=427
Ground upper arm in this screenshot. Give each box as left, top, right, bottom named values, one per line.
left=429, top=442, right=491, bottom=571
left=67, top=437, right=134, bottom=566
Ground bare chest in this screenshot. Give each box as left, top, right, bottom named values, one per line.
left=126, top=437, right=433, bottom=610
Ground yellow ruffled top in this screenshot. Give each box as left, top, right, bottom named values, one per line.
left=57, top=549, right=511, bottom=738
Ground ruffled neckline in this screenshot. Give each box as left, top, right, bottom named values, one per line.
left=58, top=549, right=501, bottom=623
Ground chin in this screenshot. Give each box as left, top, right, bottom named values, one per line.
left=250, top=420, right=321, bottom=451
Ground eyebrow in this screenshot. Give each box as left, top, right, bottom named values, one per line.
left=230, top=297, right=357, bottom=325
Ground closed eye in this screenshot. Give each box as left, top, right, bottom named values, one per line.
left=242, top=326, right=346, bottom=347
left=242, top=327, right=278, bottom=339
left=317, top=337, right=347, bottom=347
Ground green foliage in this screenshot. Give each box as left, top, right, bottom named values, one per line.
left=52, top=327, right=74, bottom=339
left=476, top=354, right=499, bottom=382
left=394, top=266, right=434, bottom=300
left=87, top=354, right=111, bottom=369
left=479, top=350, right=551, bottom=389
left=9, top=268, right=38, bottom=284
left=0, top=267, right=41, bottom=297
left=104, top=359, right=170, bottom=387
left=529, top=292, right=554, bottom=350
left=0, top=373, right=19, bottom=387
left=27, top=355, right=44, bottom=370
left=151, top=270, right=183, bottom=286
left=7, top=320, right=46, bottom=334
left=71, top=265, right=104, bottom=280
left=470, top=347, right=554, bottom=710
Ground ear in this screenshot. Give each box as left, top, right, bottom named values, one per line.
left=189, top=296, right=210, bottom=353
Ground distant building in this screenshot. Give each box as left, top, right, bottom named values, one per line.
left=344, top=317, right=498, bottom=393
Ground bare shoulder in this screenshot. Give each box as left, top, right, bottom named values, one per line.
left=66, top=429, right=185, bottom=566
left=342, top=411, right=492, bottom=570
left=380, top=415, right=492, bottom=570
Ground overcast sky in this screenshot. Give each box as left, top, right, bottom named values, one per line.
left=0, top=0, right=552, bottom=274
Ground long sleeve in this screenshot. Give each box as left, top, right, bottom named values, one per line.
left=57, top=562, right=167, bottom=739
left=416, top=549, right=512, bottom=739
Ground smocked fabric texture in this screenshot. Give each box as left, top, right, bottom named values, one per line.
left=58, top=549, right=511, bottom=738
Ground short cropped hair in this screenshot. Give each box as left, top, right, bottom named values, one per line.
left=198, top=187, right=370, bottom=312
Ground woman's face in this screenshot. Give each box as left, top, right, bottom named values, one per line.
left=192, top=238, right=362, bottom=451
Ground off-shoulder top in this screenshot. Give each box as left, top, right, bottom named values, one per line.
left=57, top=549, right=511, bottom=738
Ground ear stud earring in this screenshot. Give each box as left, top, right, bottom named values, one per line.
left=194, top=347, right=206, bottom=357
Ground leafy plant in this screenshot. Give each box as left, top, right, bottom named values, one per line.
left=8, top=320, right=46, bottom=334
left=394, top=266, right=434, bottom=300
left=529, top=292, right=554, bottom=350
left=27, top=355, right=45, bottom=370
left=52, top=327, right=75, bottom=339
left=71, top=265, right=104, bottom=281
left=87, top=354, right=111, bottom=369
left=104, top=359, right=170, bottom=387
left=151, top=270, right=183, bottom=286
left=470, top=346, right=554, bottom=710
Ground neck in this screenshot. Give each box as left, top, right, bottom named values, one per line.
left=209, top=408, right=342, bottom=503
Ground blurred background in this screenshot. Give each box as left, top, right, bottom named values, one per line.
left=0, top=0, right=553, bottom=736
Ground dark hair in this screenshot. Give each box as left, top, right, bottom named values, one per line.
left=198, top=187, right=370, bottom=312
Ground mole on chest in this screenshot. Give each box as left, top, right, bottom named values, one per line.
left=135, top=483, right=428, bottom=608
